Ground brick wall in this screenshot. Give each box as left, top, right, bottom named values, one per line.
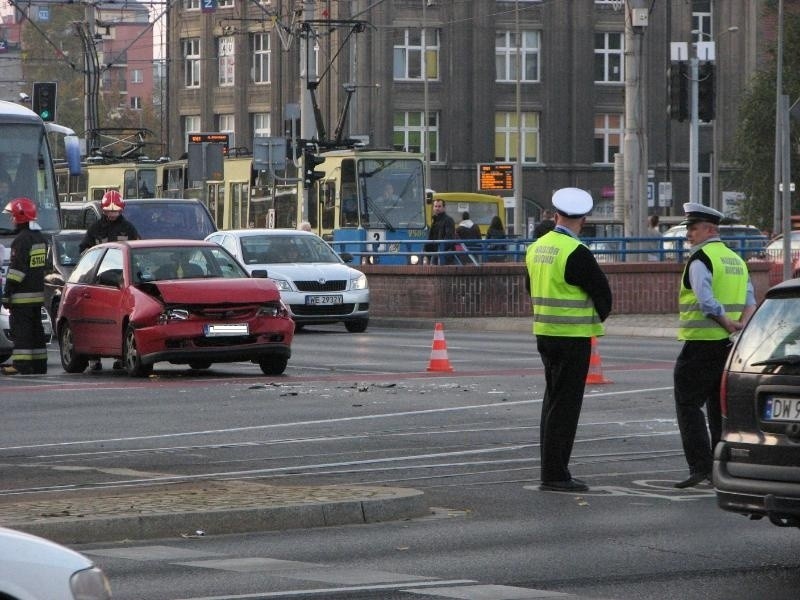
left=360, top=261, right=772, bottom=318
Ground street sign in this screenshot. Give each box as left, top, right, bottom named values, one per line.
left=478, top=163, right=514, bottom=191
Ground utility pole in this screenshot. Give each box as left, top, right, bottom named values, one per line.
left=623, top=0, right=648, bottom=241
left=513, top=0, right=523, bottom=237
left=299, top=0, right=317, bottom=222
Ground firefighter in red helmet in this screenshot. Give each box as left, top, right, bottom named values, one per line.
left=79, top=189, right=140, bottom=253
left=79, top=190, right=140, bottom=371
left=1, top=198, right=48, bottom=375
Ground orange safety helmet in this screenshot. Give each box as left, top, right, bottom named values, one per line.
left=101, top=190, right=125, bottom=212
left=3, top=197, right=37, bottom=224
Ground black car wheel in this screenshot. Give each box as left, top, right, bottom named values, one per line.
left=59, top=321, right=89, bottom=373
left=345, top=319, right=368, bottom=333
left=259, top=357, right=288, bottom=375
left=123, top=324, right=153, bottom=377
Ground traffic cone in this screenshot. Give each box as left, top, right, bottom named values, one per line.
left=427, top=322, right=454, bottom=372
left=585, top=336, right=612, bottom=384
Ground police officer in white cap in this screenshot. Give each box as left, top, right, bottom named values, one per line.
left=672, top=202, right=756, bottom=488
left=525, top=187, right=612, bottom=492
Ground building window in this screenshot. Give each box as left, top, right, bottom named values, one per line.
left=130, top=96, right=142, bottom=110
left=495, top=30, right=540, bottom=82
left=130, top=69, right=143, bottom=84
left=218, top=36, right=235, bottom=87
left=692, top=1, right=712, bottom=44
left=494, top=112, right=540, bottom=163
left=251, top=33, right=270, bottom=84
left=253, top=112, right=271, bottom=137
left=393, top=111, right=439, bottom=163
left=218, top=114, right=235, bottom=147
left=184, top=115, right=201, bottom=152
left=183, top=0, right=199, bottom=9
left=594, top=113, right=623, bottom=164
left=594, top=32, right=623, bottom=83
left=393, top=29, right=439, bottom=81
left=218, top=0, right=234, bottom=6
left=182, top=38, right=201, bottom=88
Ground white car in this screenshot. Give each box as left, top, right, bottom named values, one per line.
left=0, top=526, right=112, bottom=599
left=206, top=229, right=370, bottom=332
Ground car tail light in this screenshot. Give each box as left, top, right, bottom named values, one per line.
left=720, top=371, right=728, bottom=417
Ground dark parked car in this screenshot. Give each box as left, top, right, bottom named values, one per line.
left=714, top=277, right=800, bottom=527
left=59, top=198, right=217, bottom=240
left=56, top=239, right=294, bottom=376
left=43, top=230, right=84, bottom=320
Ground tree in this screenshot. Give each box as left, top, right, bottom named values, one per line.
left=21, top=6, right=85, bottom=135
left=727, top=8, right=800, bottom=231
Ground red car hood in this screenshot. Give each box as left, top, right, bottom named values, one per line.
left=153, top=278, right=281, bottom=304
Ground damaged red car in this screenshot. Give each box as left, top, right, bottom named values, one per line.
left=56, top=240, right=294, bottom=376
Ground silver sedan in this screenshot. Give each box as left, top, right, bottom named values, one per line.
left=206, top=229, right=369, bottom=333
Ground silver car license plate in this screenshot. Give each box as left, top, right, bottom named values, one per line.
left=204, top=324, right=249, bottom=337
left=763, top=396, right=800, bottom=422
left=306, top=295, right=343, bottom=306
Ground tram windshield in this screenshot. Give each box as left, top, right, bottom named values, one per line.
left=357, top=158, right=425, bottom=230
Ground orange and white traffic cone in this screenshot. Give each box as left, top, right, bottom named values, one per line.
left=427, top=322, right=454, bottom=372
left=585, top=336, right=612, bottom=384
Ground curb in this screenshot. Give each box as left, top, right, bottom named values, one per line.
left=370, top=316, right=678, bottom=338
left=0, top=480, right=429, bottom=545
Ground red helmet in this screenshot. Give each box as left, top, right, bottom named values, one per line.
left=3, top=197, right=37, bottom=225
left=101, top=190, right=125, bottom=212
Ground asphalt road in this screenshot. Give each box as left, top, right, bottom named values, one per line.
left=2, top=325, right=800, bottom=600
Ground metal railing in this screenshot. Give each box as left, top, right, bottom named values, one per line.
left=329, top=235, right=770, bottom=265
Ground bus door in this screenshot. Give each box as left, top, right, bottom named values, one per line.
left=204, top=182, right=224, bottom=229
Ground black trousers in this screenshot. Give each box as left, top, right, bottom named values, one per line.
left=673, top=339, right=731, bottom=474
left=9, top=303, right=48, bottom=374
left=536, top=335, right=592, bottom=482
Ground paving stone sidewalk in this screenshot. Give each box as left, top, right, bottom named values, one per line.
left=0, top=479, right=427, bottom=544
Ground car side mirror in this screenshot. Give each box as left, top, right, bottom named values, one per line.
left=340, top=252, right=354, bottom=263
left=251, top=269, right=269, bottom=278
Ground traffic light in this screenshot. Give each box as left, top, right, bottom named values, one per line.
left=668, top=61, right=688, bottom=122
left=303, top=149, right=325, bottom=189
left=698, top=62, right=715, bottom=122
left=32, top=82, right=57, bottom=122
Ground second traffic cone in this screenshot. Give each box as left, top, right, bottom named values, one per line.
left=585, top=336, right=612, bottom=384
left=427, top=322, right=454, bottom=372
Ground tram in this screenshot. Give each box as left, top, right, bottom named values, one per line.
left=303, top=148, right=427, bottom=264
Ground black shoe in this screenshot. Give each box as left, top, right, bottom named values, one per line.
left=89, top=360, right=102, bottom=372
left=112, top=360, right=124, bottom=370
left=539, top=478, right=589, bottom=492
left=674, top=472, right=711, bottom=489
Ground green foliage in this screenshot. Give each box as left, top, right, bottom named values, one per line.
left=728, top=9, right=800, bottom=231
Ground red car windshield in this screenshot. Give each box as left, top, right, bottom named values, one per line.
left=132, top=246, right=248, bottom=283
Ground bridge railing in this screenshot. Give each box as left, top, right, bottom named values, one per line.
left=329, top=235, right=769, bottom=265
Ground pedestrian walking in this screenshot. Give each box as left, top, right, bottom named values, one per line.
left=643, top=214, right=663, bottom=261
left=486, top=215, right=507, bottom=261
left=424, top=198, right=456, bottom=265
left=526, top=188, right=612, bottom=492
left=79, top=190, right=140, bottom=371
left=1, top=198, right=48, bottom=375
left=672, top=202, right=756, bottom=488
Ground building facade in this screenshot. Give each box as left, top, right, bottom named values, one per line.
left=166, top=0, right=762, bottom=233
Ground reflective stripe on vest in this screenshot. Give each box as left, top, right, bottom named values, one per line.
left=678, top=242, right=748, bottom=341
left=526, top=231, right=603, bottom=338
